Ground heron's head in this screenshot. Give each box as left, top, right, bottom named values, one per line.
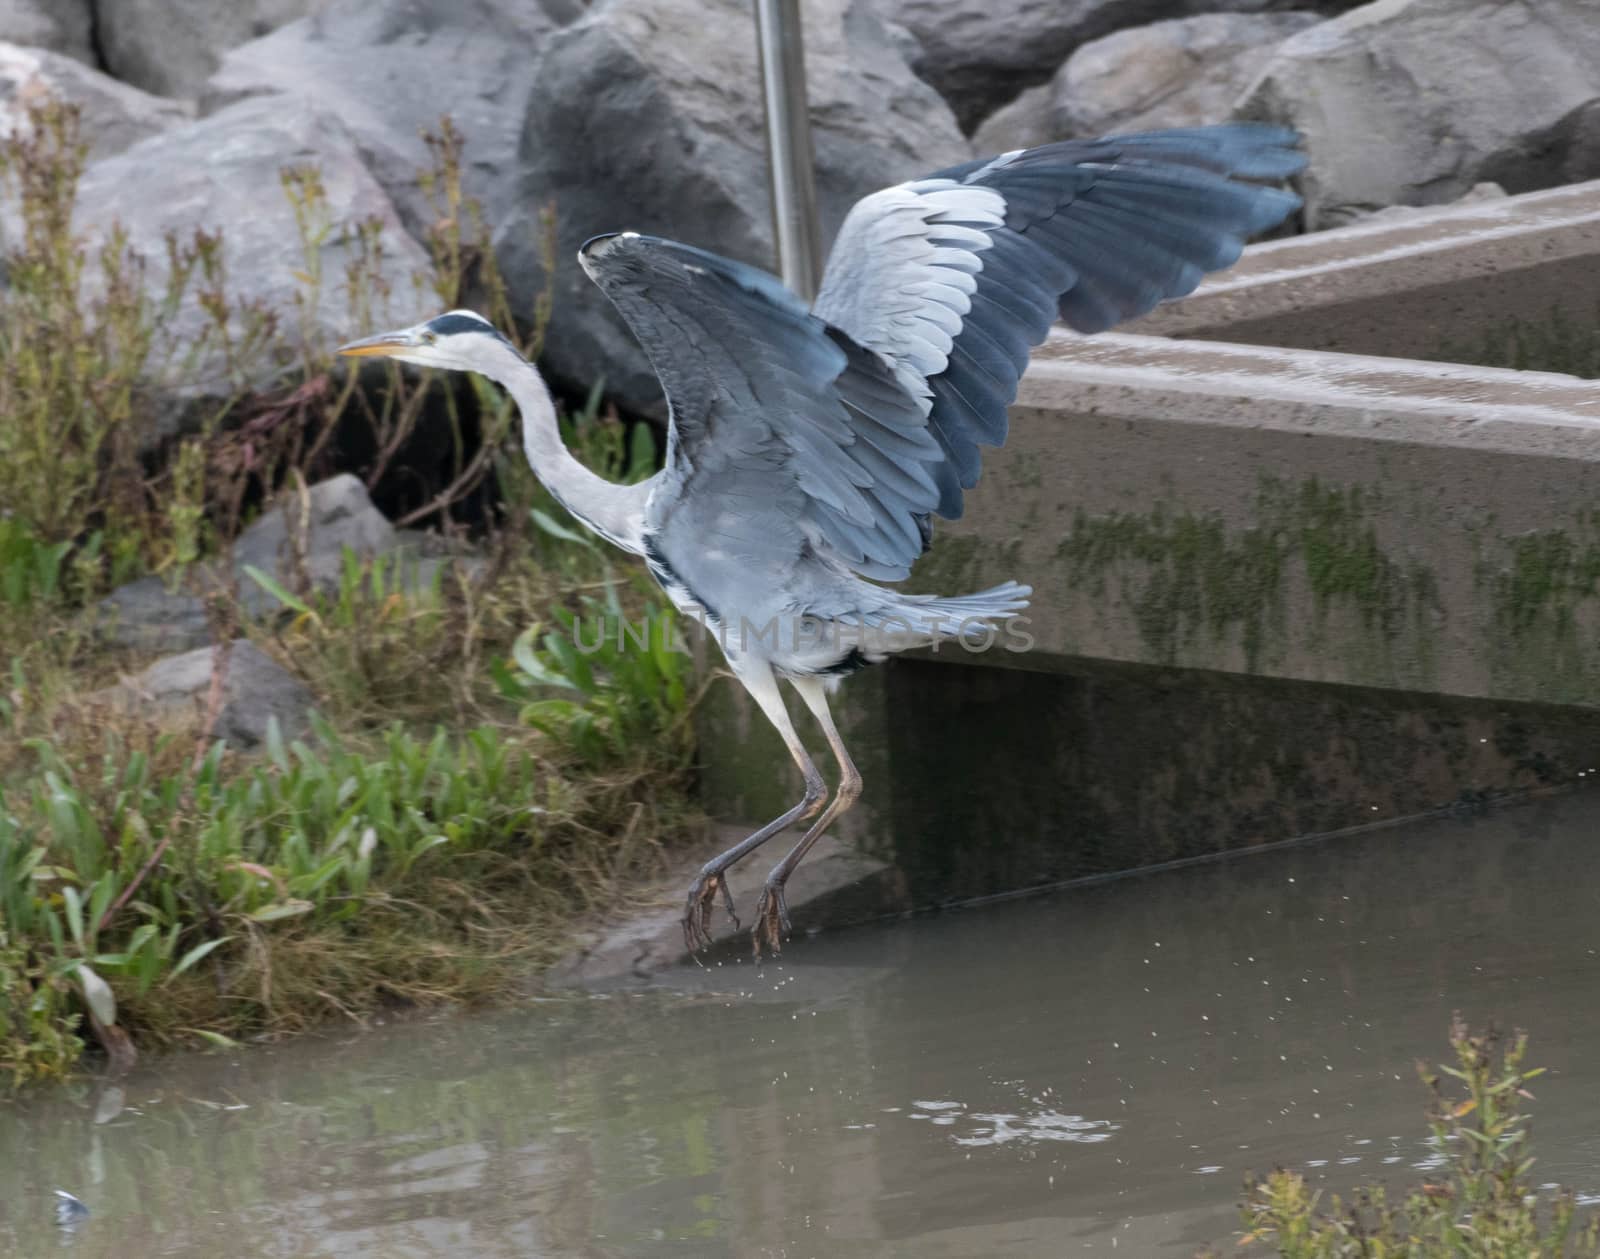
left=337, top=309, right=512, bottom=372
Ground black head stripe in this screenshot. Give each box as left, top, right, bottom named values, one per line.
left=427, top=313, right=497, bottom=337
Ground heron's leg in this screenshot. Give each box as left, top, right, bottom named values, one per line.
left=683, top=662, right=826, bottom=951
left=754, top=677, right=862, bottom=956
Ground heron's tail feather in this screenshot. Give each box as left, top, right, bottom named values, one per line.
left=873, top=579, right=1032, bottom=644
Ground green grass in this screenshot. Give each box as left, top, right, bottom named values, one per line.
left=0, top=707, right=691, bottom=1083
left=0, top=541, right=696, bottom=1082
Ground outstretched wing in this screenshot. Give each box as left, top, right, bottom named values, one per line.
left=813, top=124, right=1305, bottom=519
left=580, top=232, right=945, bottom=581
left=581, top=124, right=1303, bottom=584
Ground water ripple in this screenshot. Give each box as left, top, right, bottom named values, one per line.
left=905, top=1099, right=1119, bottom=1148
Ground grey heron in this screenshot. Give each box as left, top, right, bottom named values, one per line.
left=339, top=124, right=1305, bottom=955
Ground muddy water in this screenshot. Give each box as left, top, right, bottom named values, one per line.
left=4, top=791, right=1600, bottom=1257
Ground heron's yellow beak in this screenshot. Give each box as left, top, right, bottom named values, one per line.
left=337, top=330, right=417, bottom=358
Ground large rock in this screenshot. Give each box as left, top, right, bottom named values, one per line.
left=1237, top=0, right=1600, bottom=229
left=974, top=11, right=1321, bottom=154
left=1355, top=179, right=1507, bottom=223
left=98, top=0, right=333, bottom=99
left=72, top=95, right=430, bottom=431
left=231, top=471, right=398, bottom=588
left=0, top=0, right=93, bottom=65
left=0, top=43, right=193, bottom=160
left=495, top=0, right=969, bottom=414
left=202, top=0, right=573, bottom=240
left=98, top=476, right=481, bottom=651
left=1479, top=98, right=1600, bottom=196
left=100, top=639, right=314, bottom=747
left=878, top=0, right=1363, bottom=133
left=100, top=475, right=396, bottom=651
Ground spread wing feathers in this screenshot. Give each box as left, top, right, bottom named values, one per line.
left=814, top=123, right=1305, bottom=519
left=581, top=233, right=944, bottom=579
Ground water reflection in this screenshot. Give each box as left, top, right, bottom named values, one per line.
left=2, top=791, right=1599, bottom=1255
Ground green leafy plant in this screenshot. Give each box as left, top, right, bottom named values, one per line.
left=0, top=518, right=73, bottom=617
left=0, top=708, right=689, bottom=1071
left=495, top=494, right=692, bottom=770
left=0, top=929, right=83, bottom=1088
left=509, top=592, right=691, bottom=769
left=1216, top=1019, right=1600, bottom=1258
left=0, top=100, right=273, bottom=582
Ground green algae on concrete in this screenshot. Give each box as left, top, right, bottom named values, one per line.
left=1053, top=478, right=1442, bottom=685
left=1057, top=500, right=1286, bottom=672
left=1476, top=516, right=1600, bottom=705
left=1436, top=303, right=1600, bottom=379
left=899, top=533, right=1025, bottom=599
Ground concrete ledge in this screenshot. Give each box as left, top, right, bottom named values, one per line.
left=906, top=332, right=1600, bottom=709
left=1125, top=180, right=1600, bottom=361
left=542, top=831, right=899, bottom=990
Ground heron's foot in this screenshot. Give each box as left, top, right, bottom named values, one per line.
left=682, top=869, right=738, bottom=952
left=751, top=878, right=792, bottom=958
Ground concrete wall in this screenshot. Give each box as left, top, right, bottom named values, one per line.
left=1126, top=180, right=1600, bottom=365
left=876, top=659, right=1598, bottom=905
left=919, top=333, right=1600, bottom=708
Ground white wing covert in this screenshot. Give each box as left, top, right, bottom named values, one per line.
left=814, top=124, right=1306, bottom=520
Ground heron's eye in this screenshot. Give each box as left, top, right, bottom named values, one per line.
left=422, top=331, right=438, bottom=345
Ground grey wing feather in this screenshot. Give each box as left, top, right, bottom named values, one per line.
left=814, top=122, right=1306, bottom=520
left=581, top=234, right=945, bottom=581
left=581, top=124, right=1301, bottom=586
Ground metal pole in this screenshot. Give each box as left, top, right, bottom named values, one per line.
left=754, top=0, right=823, bottom=301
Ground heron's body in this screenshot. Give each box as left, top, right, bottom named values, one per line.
left=341, top=124, right=1306, bottom=954
left=640, top=496, right=1026, bottom=682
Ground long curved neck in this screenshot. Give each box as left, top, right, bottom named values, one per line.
left=484, top=344, right=650, bottom=555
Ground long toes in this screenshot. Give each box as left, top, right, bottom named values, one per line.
left=760, top=879, right=792, bottom=936
left=716, top=874, right=741, bottom=932
left=683, top=873, right=738, bottom=953
left=682, top=887, right=710, bottom=951
left=750, top=886, right=786, bottom=959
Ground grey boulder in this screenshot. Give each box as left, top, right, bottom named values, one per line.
left=100, top=639, right=314, bottom=747
left=0, top=43, right=194, bottom=161
left=101, top=475, right=394, bottom=651
left=495, top=0, right=969, bottom=414
left=231, top=472, right=398, bottom=592
left=1237, top=0, right=1600, bottom=228
left=0, top=0, right=93, bottom=65
left=877, top=0, right=1361, bottom=134
left=98, top=0, right=334, bottom=99
left=98, top=476, right=474, bottom=652
left=974, top=11, right=1322, bottom=154
left=1355, top=180, right=1507, bottom=224
left=95, top=576, right=214, bottom=655
left=1478, top=99, right=1600, bottom=198
left=202, top=0, right=576, bottom=240
left=72, top=95, right=431, bottom=442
